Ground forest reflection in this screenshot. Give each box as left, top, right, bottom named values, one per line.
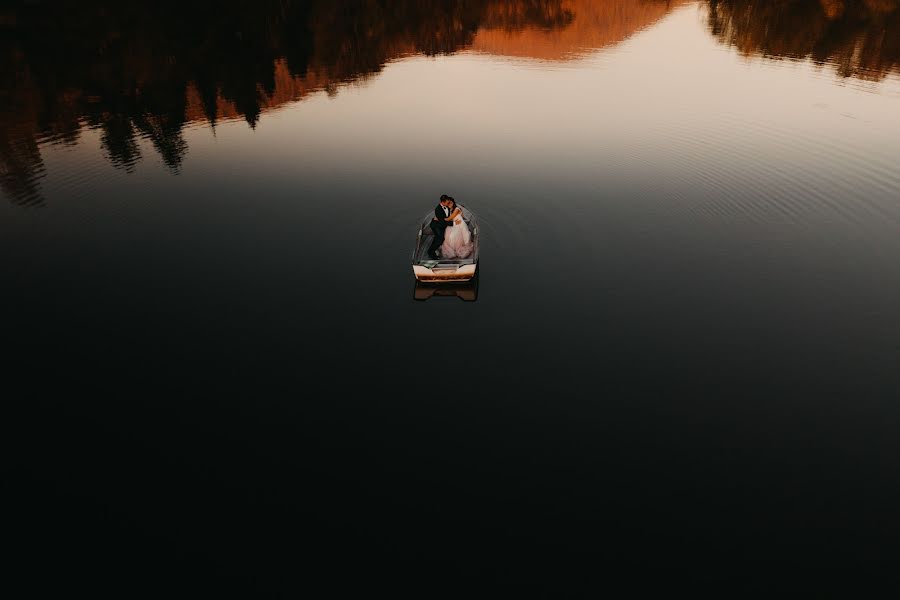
left=708, top=0, right=900, bottom=79
left=2, top=0, right=899, bottom=205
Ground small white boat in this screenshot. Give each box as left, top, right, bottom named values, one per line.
left=411, top=205, right=480, bottom=283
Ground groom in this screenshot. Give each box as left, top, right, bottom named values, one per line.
left=428, top=194, right=454, bottom=259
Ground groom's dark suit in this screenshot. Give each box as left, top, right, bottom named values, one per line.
left=428, top=203, right=453, bottom=258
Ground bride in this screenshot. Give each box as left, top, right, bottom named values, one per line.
left=440, top=197, right=474, bottom=259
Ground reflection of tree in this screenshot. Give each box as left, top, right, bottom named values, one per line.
left=0, top=129, right=45, bottom=207
left=707, top=0, right=900, bottom=80
left=98, top=115, right=141, bottom=173
left=0, top=54, right=46, bottom=206
left=481, top=0, right=575, bottom=30
left=471, top=0, right=684, bottom=60
left=1, top=0, right=576, bottom=204
left=7, top=0, right=898, bottom=205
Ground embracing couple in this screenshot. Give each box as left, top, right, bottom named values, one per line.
left=428, top=194, right=473, bottom=260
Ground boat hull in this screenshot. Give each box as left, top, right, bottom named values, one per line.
left=413, top=263, right=478, bottom=283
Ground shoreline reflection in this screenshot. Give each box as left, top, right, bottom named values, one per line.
left=1, top=0, right=579, bottom=204
left=707, top=0, right=900, bottom=81
left=2, top=0, right=899, bottom=205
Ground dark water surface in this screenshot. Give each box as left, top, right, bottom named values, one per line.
left=3, top=0, right=900, bottom=596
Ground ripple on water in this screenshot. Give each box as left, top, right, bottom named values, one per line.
left=638, top=108, right=900, bottom=230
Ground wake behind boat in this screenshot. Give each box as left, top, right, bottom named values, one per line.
left=411, top=204, right=480, bottom=283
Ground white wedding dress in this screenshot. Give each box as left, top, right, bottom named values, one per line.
left=440, top=209, right=474, bottom=259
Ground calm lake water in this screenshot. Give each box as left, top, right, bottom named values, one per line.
left=4, top=0, right=900, bottom=596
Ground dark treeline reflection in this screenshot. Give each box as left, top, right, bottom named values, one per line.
left=2, top=0, right=899, bottom=205
left=0, top=0, right=574, bottom=205
left=708, top=0, right=900, bottom=79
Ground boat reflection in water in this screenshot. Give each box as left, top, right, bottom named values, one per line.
left=413, top=277, right=479, bottom=302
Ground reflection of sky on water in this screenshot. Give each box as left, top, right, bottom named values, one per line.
left=12, top=4, right=899, bottom=230
left=2, top=0, right=900, bottom=206
left=10, top=0, right=896, bottom=305
left=116, top=7, right=900, bottom=151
